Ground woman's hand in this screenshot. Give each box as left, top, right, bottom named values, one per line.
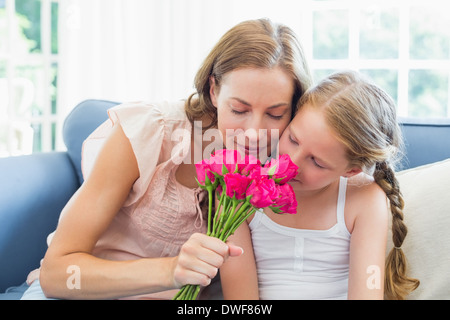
left=171, top=233, right=243, bottom=288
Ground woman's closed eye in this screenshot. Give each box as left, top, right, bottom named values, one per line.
left=231, top=108, right=285, bottom=120
left=231, top=109, right=247, bottom=115
left=267, top=113, right=284, bottom=120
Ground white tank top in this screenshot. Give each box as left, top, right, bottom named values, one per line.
left=249, top=177, right=351, bottom=300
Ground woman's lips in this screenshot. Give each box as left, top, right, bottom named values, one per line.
left=236, top=143, right=267, bottom=154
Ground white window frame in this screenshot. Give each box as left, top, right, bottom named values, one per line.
left=1, top=0, right=449, bottom=158
left=1, top=0, right=58, bottom=157
left=300, top=0, right=450, bottom=117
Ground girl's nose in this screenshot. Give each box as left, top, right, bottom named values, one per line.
left=289, top=149, right=303, bottom=167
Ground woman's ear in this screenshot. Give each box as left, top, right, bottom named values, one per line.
left=343, top=167, right=362, bottom=178
left=209, top=76, right=218, bottom=108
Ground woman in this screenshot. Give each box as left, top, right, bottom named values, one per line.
left=21, top=18, right=312, bottom=299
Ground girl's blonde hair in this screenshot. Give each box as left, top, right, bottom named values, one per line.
left=299, top=70, right=419, bottom=300
left=185, top=18, right=312, bottom=129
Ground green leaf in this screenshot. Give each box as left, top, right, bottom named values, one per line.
left=268, top=163, right=278, bottom=177
left=222, top=164, right=229, bottom=174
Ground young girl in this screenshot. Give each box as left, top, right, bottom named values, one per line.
left=220, top=70, right=419, bottom=300
left=21, top=19, right=312, bottom=299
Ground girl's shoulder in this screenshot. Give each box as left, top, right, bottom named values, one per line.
left=347, top=173, right=386, bottom=201
left=345, top=173, right=389, bottom=233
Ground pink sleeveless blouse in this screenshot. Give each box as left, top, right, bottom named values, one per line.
left=28, top=101, right=207, bottom=299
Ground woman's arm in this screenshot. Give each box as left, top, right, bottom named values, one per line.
left=220, top=220, right=259, bottom=300
left=347, top=183, right=389, bottom=300
left=40, top=124, right=236, bottom=299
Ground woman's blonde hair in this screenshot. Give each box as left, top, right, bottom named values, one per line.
left=185, top=18, right=312, bottom=129
left=299, top=70, right=419, bottom=300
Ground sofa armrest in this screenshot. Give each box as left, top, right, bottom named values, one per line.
left=0, top=152, right=80, bottom=291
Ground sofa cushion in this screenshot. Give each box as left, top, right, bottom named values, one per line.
left=391, top=158, right=450, bottom=299
left=0, top=152, right=79, bottom=292
left=63, top=99, right=119, bottom=184
left=398, top=117, right=450, bottom=170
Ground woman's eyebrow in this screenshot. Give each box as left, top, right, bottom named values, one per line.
left=231, top=97, right=252, bottom=106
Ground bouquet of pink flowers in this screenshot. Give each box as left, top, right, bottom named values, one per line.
left=173, top=149, right=298, bottom=300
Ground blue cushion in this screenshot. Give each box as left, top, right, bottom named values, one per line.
left=0, top=152, right=79, bottom=291
left=63, top=99, right=119, bottom=185
left=0, top=282, right=28, bottom=300
left=399, top=117, right=450, bottom=170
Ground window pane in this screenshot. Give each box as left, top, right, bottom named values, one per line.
left=14, top=64, right=43, bottom=118
left=0, top=59, right=5, bottom=77
left=0, top=5, right=6, bottom=54
left=360, top=7, right=399, bottom=59
left=51, top=121, right=56, bottom=149
left=361, top=69, right=398, bottom=105
left=313, top=10, right=348, bottom=59
left=312, top=69, right=339, bottom=84
left=0, top=58, right=7, bottom=157
left=15, top=0, right=41, bottom=53
left=0, top=128, right=7, bottom=156
left=51, top=1, right=58, bottom=54
left=410, top=6, right=450, bottom=60
left=31, top=122, right=41, bottom=153
left=51, top=62, right=57, bottom=114
left=409, top=70, right=448, bottom=117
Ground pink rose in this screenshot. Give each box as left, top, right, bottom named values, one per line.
left=209, top=149, right=242, bottom=175
left=273, top=183, right=297, bottom=214
left=263, top=154, right=299, bottom=184
left=224, top=173, right=252, bottom=200
left=246, top=176, right=279, bottom=208
left=239, top=154, right=261, bottom=176
left=195, top=159, right=215, bottom=185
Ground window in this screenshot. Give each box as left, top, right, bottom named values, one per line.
left=1, top=0, right=449, bottom=158
left=306, top=0, right=450, bottom=118
left=0, top=0, right=58, bottom=157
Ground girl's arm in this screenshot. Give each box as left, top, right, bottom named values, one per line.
left=40, top=124, right=235, bottom=299
left=220, top=220, right=259, bottom=300
left=347, top=183, right=389, bottom=300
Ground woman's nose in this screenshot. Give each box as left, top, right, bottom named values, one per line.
left=246, top=117, right=265, bottom=141
left=246, top=127, right=269, bottom=151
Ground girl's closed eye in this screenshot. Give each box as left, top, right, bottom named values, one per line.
left=311, top=156, right=325, bottom=169
left=288, top=134, right=298, bottom=145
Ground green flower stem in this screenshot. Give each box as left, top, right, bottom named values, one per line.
left=211, top=190, right=224, bottom=237
left=229, top=201, right=250, bottom=227
left=173, top=286, right=183, bottom=300
left=218, top=198, right=238, bottom=240
left=206, top=186, right=213, bottom=236
left=219, top=199, right=248, bottom=241
left=214, top=193, right=231, bottom=237
left=174, top=284, right=201, bottom=300
left=174, top=184, right=260, bottom=299
left=227, top=208, right=256, bottom=240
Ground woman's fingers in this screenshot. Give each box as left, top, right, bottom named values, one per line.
left=172, top=233, right=243, bottom=287
left=226, top=243, right=245, bottom=257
